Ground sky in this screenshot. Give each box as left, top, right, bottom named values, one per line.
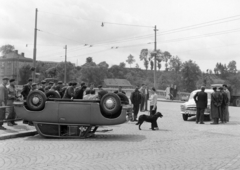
left=1, top=0, right=240, bottom=71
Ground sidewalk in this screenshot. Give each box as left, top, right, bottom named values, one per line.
left=0, top=121, right=37, bottom=140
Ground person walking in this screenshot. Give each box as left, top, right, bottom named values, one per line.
left=219, top=86, right=228, bottom=123
left=0, top=77, right=9, bottom=130
left=210, top=87, right=223, bottom=125
left=223, top=84, right=230, bottom=122
left=149, top=87, right=159, bottom=130
left=193, top=86, right=208, bottom=124
left=6, top=79, right=18, bottom=126
left=130, top=86, right=142, bottom=121
left=21, top=78, right=32, bottom=100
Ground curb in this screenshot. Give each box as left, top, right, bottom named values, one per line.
left=0, top=130, right=38, bottom=140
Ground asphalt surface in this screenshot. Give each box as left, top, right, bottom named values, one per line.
left=0, top=101, right=240, bottom=170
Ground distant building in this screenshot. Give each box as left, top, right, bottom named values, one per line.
left=103, top=79, right=132, bottom=89
left=0, top=50, right=59, bottom=84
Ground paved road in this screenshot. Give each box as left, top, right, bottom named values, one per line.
left=0, top=102, right=240, bottom=170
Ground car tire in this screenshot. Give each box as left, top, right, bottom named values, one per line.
left=182, top=114, right=188, bottom=121
left=26, top=90, right=47, bottom=111
left=46, top=91, right=61, bottom=99
left=116, top=93, right=129, bottom=105
left=100, top=93, right=121, bottom=118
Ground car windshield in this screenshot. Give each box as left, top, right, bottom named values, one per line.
left=188, top=91, right=212, bottom=100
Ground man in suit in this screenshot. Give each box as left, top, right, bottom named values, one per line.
left=139, top=84, right=146, bottom=111
left=55, top=81, right=64, bottom=97
left=144, top=85, right=149, bottom=111
left=74, top=85, right=87, bottom=99
left=63, top=82, right=77, bottom=99
left=130, top=86, right=142, bottom=121
left=21, top=78, right=32, bottom=100
left=38, top=80, right=46, bottom=92
left=0, top=77, right=9, bottom=130
left=193, top=86, right=208, bottom=124
left=223, top=84, right=230, bottom=122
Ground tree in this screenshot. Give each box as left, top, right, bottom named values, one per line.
left=0, top=44, right=15, bottom=55
left=181, top=60, right=201, bottom=92
left=126, top=54, right=135, bottom=68
left=228, top=60, right=237, bottom=73
left=108, top=65, right=126, bottom=78
left=119, top=62, right=126, bottom=68
left=150, top=60, right=154, bottom=70
left=168, top=56, right=182, bottom=72
left=143, top=59, right=149, bottom=70
left=157, top=61, right=161, bottom=70
left=46, top=67, right=57, bottom=78
left=55, top=62, right=77, bottom=82
left=98, top=61, right=109, bottom=68
left=135, top=63, right=140, bottom=68
left=19, top=64, right=32, bottom=84
left=82, top=57, right=96, bottom=67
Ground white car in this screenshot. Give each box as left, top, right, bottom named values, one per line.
left=180, top=89, right=213, bottom=121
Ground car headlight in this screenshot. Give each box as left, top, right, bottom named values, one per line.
left=181, top=105, right=186, bottom=111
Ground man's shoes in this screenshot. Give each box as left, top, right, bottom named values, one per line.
left=8, top=123, right=14, bottom=126
left=0, top=126, right=7, bottom=130
left=196, top=122, right=199, bottom=124
left=200, top=122, right=204, bottom=124
left=155, top=127, right=159, bottom=130
left=12, top=122, right=18, bottom=125
left=28, top=122, right=34, bottom=126
left=23, top=120, right=28, bottom=124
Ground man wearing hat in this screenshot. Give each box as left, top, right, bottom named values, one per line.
left=38, top=80, right=46, bottom=92
left=45, top=81, right=54, bottom=93
left=223, top=84, right=230, bottom=122
left=31, top=83, right=38, bottom=91
left=6, top=78, right=18, bottom=126
left=193, top=86, right=208, bottom=124
left=219, top=86, right=228, bottom=123
left=0, top=77, right=9, bottom=130
left=55, top=81, right=64, bottom=97
left=21, top=78, right=32, bottom=100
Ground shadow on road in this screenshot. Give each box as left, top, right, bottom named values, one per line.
left=25, top=133, right=147, bottom=142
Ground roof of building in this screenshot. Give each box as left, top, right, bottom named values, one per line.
left=104, top=79, right=132, bottom=87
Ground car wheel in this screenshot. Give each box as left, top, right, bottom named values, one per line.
left=46, top=91, right=61, bottom=99
left=235, top=98, right=240, bottom=107
left=100, top=93, right=121, bottom=118
left=26, top=90, right=47, bottom=111
left=182, top=114, right=188, bottom=121
left=116, top=93, right=129, bottom=105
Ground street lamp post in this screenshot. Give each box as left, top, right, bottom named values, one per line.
left=33, top=8, right=38, bottom=82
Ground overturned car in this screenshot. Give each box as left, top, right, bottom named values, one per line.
left=14, top=90, right=132, bottom=138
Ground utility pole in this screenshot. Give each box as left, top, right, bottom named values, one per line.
left=33, top=8, right=38, bottom=82
left=154, top=25, right=158, bottom=88
left=64, top=45, right=67, bottom=84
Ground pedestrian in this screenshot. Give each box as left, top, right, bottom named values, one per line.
left=0, top=77, right=9, bottom=130
left=97, top=85, right=108, bottom=100
left=31, top=83, right=38, bottom=91
left=130, top=86, right=142, bottom=121
left=63, top=82, right=77, bottom=99
left=55, top=81, right=64, bottom=97
left=219, top=86, right=228, bottom=123
left=193, top=86, right=208, bottom=124
left=144, top=85, right=149, bottom=111
left=6, top=78, right=18, bottom=126
left=74, top=85, right=87, bottom=99
left=210, top=87, right=223, bottom=125
left=21, top=78, right=32, bottom=100
left=223, top=84, right=230, bottom=122
left=114, top=86, right=126, bottom=95
left=45, top=81, right=54, bottom=93
left=170, top=84, right=174, bottom=100
left=89, top=83, right=95, bottom=94
left=149, top=87, right=159, bottom=129
left=139, top=84, right=146, bottom=112
left=173, top=85, right=178, bottom=100
left=38, top=80, right=46, bottom=92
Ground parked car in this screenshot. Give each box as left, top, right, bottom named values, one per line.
left=14, top=90, right=132, bottom=138
left=180, top=89, right=213, bottom=121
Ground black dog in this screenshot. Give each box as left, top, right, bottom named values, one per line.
left=136, top=112, right=163, bottom=130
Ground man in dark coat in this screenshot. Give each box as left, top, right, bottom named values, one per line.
left=211, top=87, right=223, bottom=124
left=130, top=86, right=142, bottom=121
left=219, top=87, right=228, bottom=123
left=63, top=82, right=77, bottom=99
left=38, top=80, right=46, bottom=92
left=21, top=78, right=32, bottom=100
left=0, top=77, right=9, bottom=130
left=55, top=81, right=64, bottom=97
left=74, top=85, right=87, bottom=99
left=193, top=86, right=208, bottom=124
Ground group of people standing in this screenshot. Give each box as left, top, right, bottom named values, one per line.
left=193, top=84, right=230, bottom=124
left=130, top=84, right=159, bottom=129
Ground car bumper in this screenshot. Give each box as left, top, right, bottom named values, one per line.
left=181, top=111, right=210, bottom=116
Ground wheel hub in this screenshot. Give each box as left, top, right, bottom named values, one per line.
left=32, top=96, right=40, bottom=105
left=105, top=98, right=115, bottom=109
